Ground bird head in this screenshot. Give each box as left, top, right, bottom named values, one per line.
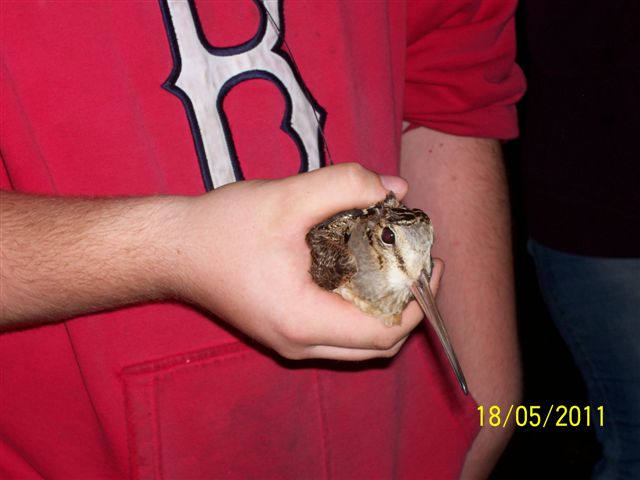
left=353, top=192, right=434, bottom=289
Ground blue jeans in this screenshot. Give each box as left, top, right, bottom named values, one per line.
left=528, top=240, right=640, bottom=480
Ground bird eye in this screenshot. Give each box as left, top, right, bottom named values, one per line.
left=381, top=227, right=395, bottom=245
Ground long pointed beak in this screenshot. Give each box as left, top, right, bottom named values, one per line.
left=410, top=271, right=468, bottom=395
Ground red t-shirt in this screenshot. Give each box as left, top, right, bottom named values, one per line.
left=0, top=1, right=524, bottom=478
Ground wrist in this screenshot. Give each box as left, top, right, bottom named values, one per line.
left=134, top=195, right=195, bottom=302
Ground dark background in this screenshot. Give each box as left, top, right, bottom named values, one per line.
left=490, top=142, right=600, bottom=479
left=490, top=8, right=600, bottom=478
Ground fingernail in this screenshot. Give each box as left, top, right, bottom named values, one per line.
left=380, top=175, right=408, bottom=195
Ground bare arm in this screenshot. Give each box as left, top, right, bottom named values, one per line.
left=400, top=127, right=521, bottom=479
left=0, top=192, right=184, bottom=325
left=0, top=165, right=443, bottom=361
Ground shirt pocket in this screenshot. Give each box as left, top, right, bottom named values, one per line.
left=122, top=342, right=325, bottom=480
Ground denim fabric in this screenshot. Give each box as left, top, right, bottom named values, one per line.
left=528, top=239, right=640, bottom=480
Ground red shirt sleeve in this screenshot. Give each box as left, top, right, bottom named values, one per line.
left=0, top=154, right=13, bottom=191
left=404, top=0, right=526, bottom=139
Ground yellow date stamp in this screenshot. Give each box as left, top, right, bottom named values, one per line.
left=477, top=405, right=605, bottom=428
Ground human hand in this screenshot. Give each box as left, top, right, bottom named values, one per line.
left=173, top=164, right=444, bottom=361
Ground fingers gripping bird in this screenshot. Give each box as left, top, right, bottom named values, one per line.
left=306, top=192, right=468, bottom=395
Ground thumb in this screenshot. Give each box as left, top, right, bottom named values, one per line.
left=428, top=258, right=445, bottom=297
left=283, top=163, right=408, bottom=223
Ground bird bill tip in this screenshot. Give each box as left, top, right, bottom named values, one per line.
left=410, top=275, right=469, bottom=396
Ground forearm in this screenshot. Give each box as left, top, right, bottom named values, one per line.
left=400, top=127, right=521, bottom=479
left=0, top=166, right=435, bottom=363
left=0, top=191, right=185, bottom=329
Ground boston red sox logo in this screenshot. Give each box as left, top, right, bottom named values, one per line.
left=159, top=0, right=328, bottom=190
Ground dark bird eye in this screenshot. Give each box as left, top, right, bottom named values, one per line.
left=381, top=227, right=395, bottom=245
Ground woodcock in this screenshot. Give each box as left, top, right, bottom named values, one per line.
left=306, top=192, right=468, bottom=395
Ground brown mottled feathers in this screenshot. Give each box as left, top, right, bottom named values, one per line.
left=306, top=193, right=401, bottom=291
left=306, top=209, right=359, bottom=290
